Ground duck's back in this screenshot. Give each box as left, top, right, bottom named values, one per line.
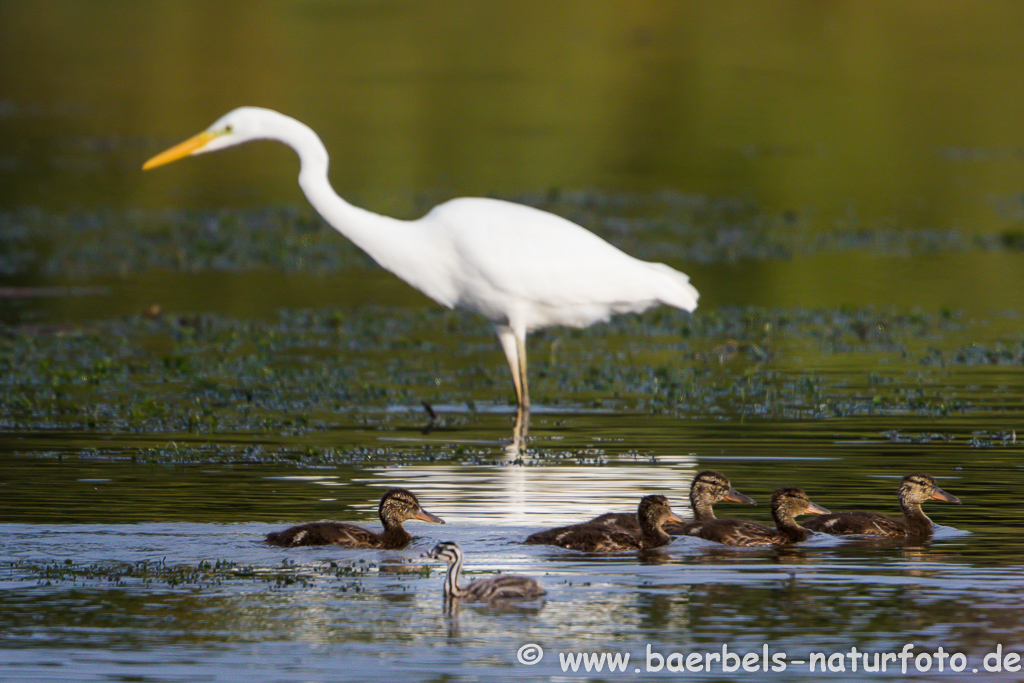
left=586, top=511, right=640, bottom=530
left=524, top=523, right=643, bottom=553
left=463, top=576, right=547, bottom=602
left=265, top=521, right=385, bottom=548
left=682, top=518, right=785, bottom=547
left=803, top=511, right=907, bottom=536
left=585, top=511, right=692, bottom=536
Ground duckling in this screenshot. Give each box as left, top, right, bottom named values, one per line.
left=803, top=473, right=961, bottom=537
left=265, top=487, right=444, bottom=549
left=586, top=470, right=755, bottom=534
left=683, top=487, right=829, bottom=547
left=426, top=541, right=546, bottom=602
left=524, top=495, right=684, bottom=552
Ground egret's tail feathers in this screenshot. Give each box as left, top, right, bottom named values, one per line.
left=650, top=263, right=700, bottom=312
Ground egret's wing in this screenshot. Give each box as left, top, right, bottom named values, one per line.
left=426, top=198, right=698, bottom=324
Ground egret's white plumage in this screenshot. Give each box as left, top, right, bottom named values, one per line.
left=143, top=107, right=699, bottom=409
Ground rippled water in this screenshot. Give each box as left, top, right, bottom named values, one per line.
left=3, top=406, right=1023, bottom=681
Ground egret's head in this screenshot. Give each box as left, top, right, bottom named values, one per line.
left=142, top=107, right=281, bottom=170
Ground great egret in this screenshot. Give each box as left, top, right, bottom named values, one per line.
left=143, top=107, right=699, bottom=411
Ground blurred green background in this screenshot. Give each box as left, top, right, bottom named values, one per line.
left=2, top=0, right=1022, bottom=224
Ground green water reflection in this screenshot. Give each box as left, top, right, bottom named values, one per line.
left=2, top=1, right=1024, bottom=231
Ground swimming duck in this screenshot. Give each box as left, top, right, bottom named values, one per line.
left=265, top=487, right=444, bottom=548
left=586, top=470, right=756, bottom=534
left=803, top=473, right=961, bottom=537
left=524, top=494, right=684, bottom=552
left=425, top=541, right=546, bottom=602
left=683, top=487, right=829, bottom=547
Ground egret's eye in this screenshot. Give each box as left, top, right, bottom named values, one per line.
left=224, top=124, right=234, bottom=134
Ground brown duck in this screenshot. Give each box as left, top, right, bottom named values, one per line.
left=426, top=541, right=546, bottom=602
left=586, top=470, right=755, bottom=534
left=523, top=495, right=684, bottom=552
left=683, top=487, right=829, bottom=547
left=803, top=473, right=961, bottom=537
left=265, top=487, right=444, bottom=549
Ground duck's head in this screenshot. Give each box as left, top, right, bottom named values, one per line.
left=899, top=474, right=962, bottom=506
left=379, top=487, right=446, bottom=526
left=638, top=494, right=686, bottom=530
left=771, top=487, right=831, bottom=520
left=691, top=470, right=757, bottom=507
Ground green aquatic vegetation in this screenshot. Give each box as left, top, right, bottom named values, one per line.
left=966, top=430, right=1019, bottom=448
left=948, top=341, right=1024, bottom=366
left=882, top=431, right=958, bottom=444
left=997, top=230, right=1024, bottom=250
left=0, top=207, right=370, bottom=279
left=6, top=196, right=1024, bottom=280
left=8, top=557, right=371, bottom=590
left=0, top=304, right=1016, bottom=456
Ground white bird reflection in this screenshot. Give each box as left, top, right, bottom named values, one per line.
left=361, top=455, right=699, bottom=526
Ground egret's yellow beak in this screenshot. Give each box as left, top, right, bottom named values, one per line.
left=142, top=130, right=217, bottom=170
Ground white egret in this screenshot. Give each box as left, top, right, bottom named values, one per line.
left=143, top=107, right=699, bottom=411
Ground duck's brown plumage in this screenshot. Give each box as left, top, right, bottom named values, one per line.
left=803, top=473, right=961, bottom=537
left=427, top=541, right=545, bottom=602
left=683, top=487, right=829, bottom=547
left=524, top=495, right=684, bottom=552
left=265, top=487, right=444, bottom=549
left=586, top=471, right=755, bottom=534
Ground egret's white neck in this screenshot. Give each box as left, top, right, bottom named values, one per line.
left=263, top=114, right=397, bottom=243
left=262, top=112, right=453, bottom=306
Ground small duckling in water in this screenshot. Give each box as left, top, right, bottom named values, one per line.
left=683, top=487, right=829, bottom=547
left=803, top=473, right=961, bottom=537
left=426, top=541, right=546, bottom=602
left=524, top=495, right=684, bottom=552
left=265, top=487, right=444, bottom=549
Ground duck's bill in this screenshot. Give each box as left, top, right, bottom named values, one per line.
left=666, top=512, right=686, bottom=524
left=930, top=488, right=962, bottom=504
left=142, top=130, right=215, bottom=170
left=725, top=488, right=757, bottom=505
left=806, top=502, right=831, bottom=515
left=415, top=509, right=446, bottom=524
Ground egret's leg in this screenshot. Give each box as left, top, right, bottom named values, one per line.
left=515, top=332, right=530, bottom=410
left=509, top=401, right=529, bottom=457
left=496, top=325, right=525, bottom=408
